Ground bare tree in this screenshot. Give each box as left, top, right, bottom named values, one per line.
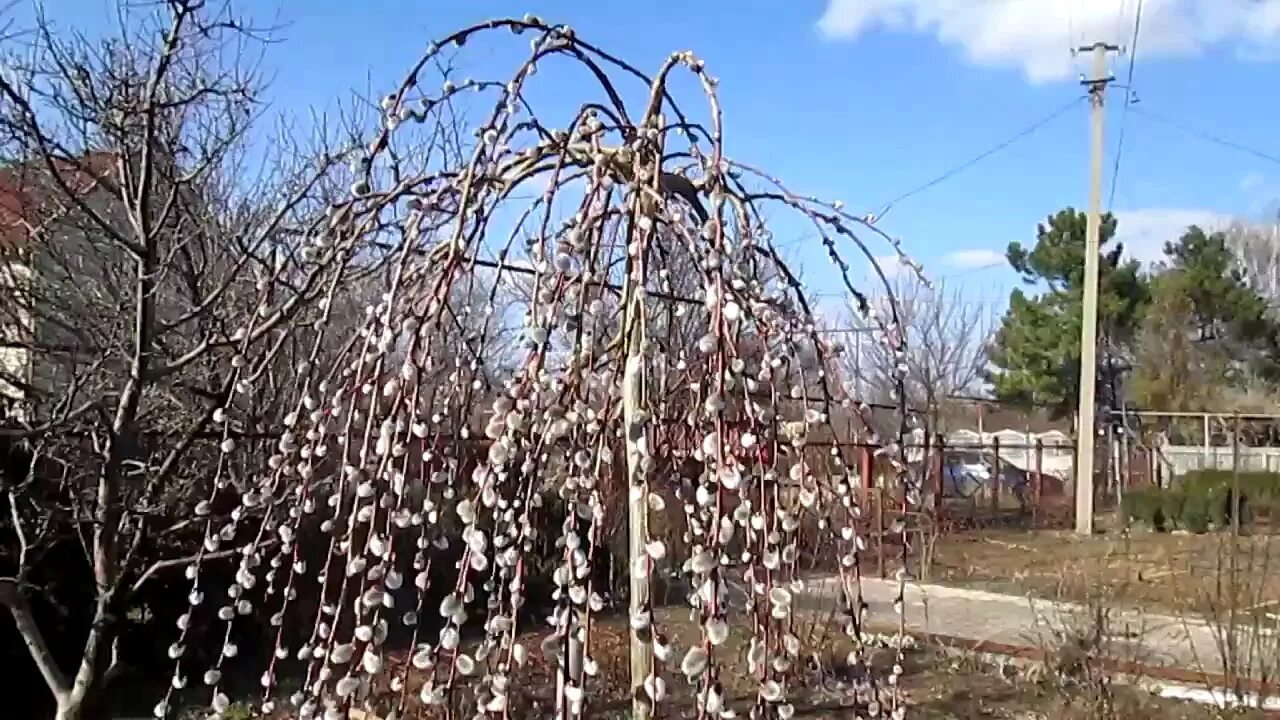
left=153, top=16, right=924, bottom=720
left=0, top=3, right=434, bottom=718
left=1225, top=215, right=1280, bottom=316
left=1129, top=278, right=1227, bottom=419
left=834, top=274, right=992, bottom=429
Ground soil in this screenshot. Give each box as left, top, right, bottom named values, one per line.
left=909, top=522, right=1280, bottom=620
left=263, top=606, right=1273, bottom=720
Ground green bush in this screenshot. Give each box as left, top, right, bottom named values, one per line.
left=1179, top=489, right=1212, bottom=533
left=1180, top=469, right=1280, bottom=527
left=1159, top=489, right=1186, bottom=531
left=1208, top=483, right=1232, bottom=528
left=1122, top=470, right=1280, bottom=533
left=1122, top=486, right=1168, bottom=530
left=1238, top=473, right=1280, bottom=518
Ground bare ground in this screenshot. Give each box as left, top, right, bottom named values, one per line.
left=909, top=522, right=1280, bottom=620
left=224, top=606, right=1273, bottom=720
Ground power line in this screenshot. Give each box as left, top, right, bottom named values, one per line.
left=871, top=96, right=1084, bottom=224
left=1066, top=4, right=1075, bottom=56
left=1106, top=0, right=1143, bottom=212
left=935, top=261, right=1005, bottom=280
left=1115, top=0, right=1129, bottom=37
left=1130, top=105, right=1280, bottom=167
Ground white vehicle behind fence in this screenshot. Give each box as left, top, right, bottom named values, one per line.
left=936, top=449, right=1032, bottom=509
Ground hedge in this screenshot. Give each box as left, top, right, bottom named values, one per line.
left=1183, top=469, right=1280, bottom=519
left=1121, top=486, right=1172, bottom=531
left=1122, top=469, right=1280, bottom=533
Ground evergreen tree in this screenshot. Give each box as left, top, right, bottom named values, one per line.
left=1131, top=226, right=1280, bottom=411
left=987, top=208, right=1148, bottom=414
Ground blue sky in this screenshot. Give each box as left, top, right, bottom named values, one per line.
left=37, top=0, right=1280, bottom=318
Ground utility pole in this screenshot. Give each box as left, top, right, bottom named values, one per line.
left=1073, top=41, right=1119, bottom=535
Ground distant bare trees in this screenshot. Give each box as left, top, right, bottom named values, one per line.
left=1180, top=216, right=1280, bottom=411
left=834, top=274, right=993, bottom=427
left=1225, top=216, right=1280, bottom=316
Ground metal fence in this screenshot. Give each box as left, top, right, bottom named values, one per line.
left=1111, top=410, right=1280, bottom=490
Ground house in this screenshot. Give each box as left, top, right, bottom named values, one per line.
left=0, top=152, right=221, bottom=428
left=0, top=153, right=122, bottom=423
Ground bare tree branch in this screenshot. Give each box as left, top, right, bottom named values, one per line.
left=834, top=274, right=992, bottom=429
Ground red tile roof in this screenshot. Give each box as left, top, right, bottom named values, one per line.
left=0, top=152, right=116, bottom=253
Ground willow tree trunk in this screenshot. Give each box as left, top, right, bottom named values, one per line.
left=622, top=287, right=652, bottom=720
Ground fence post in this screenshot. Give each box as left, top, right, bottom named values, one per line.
left=990, top=436, right=1001, bottom=516
left=1150, top=443, right=1159, bottom=490
left=1033, top=439, right=1043, bottom=527
left=921, top=428, right=932, bottom=507
left=1203, top=413, right=1211, bottom=468
left=1232, top=413, right=1241, bottom=537
left=1100, top=427, right=1111, bottom=508
left=860, top=445, right=873, bottom=511
left=875, top=486, right=886, bottom=579
left=1116, top=426, right=1127, bottom=509
left=932, top=433, right=945, bottom=516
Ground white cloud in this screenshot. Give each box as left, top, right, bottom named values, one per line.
left=816, top=0, right=1280, bottom=83
left=868, top=254, right=908, bottom=279
left=1241, top=171, right=1267, bottom=192
left=1113, top=207, right=1233, bottom=263
left=944, top=248, right=1005, bottom=270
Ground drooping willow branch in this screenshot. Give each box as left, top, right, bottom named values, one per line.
left=159, top=16, right=926, bottom=720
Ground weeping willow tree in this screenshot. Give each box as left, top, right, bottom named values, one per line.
left=158, top=16, right=922, bottom=720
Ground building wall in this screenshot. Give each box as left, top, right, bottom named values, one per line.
left=0, top=162, right=139, bottom=421
left=24, top=190, right=138, bottom=417
left=908, top=426, right=1076, bottom=479
left=0, top=259, right=33, bottom=419
left=1158, top=444, right=1280, bottom=476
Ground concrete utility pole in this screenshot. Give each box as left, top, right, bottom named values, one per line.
left=1073, top=42, right=1119, bottom=535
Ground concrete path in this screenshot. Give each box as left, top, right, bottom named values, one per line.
left=794, top=575, right=1277, bottom=684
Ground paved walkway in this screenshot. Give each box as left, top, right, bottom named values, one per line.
left=795, top=575, right=1275, bottom=684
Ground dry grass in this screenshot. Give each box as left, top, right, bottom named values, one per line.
left=910, top=652, right=1267, bottom=720
left=238, top=607, right=1274, bottom=720
left=349, top=606, right=885, bottom=718
left=190, top=520, right=1280, bottom=719
left=910, top=522, right=1280, bottom=617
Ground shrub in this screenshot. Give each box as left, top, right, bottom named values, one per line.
left=1238, top=473, right=1280, bottom=519
left=1180, top=469, right=1280, bottom=527
left=1121, top=486, right=1166, bottom=530
left=1122, top=470, right=1280, bottom=534
left=1179, top=490, right=1212, bottom=533
left=1159, top=489, right=1186, bottom=532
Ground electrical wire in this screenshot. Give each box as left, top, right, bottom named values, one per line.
left=871, top=96, right=1085, bottom=224
left=1130, top=105, right=1280, bottom=167
left=1115, top=0, right=1129, bottom=37
left=1067, top=4, right=1075, bottom=56
left=1106, top=0, right=1143, bottom=211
